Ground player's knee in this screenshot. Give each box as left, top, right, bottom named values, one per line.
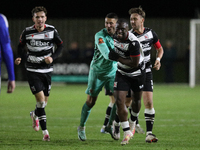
left=86, top=96, right=97, bottom=107
left=36, top=101, right=46, bottom=108
left=144, top=100, right=153, bottom=109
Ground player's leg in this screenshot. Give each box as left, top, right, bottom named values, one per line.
left=78, top=95, right=97, bottom=141
left=113, top=72, right=133, bottom=145
left=115, top=90, right=133, bottom=145
left=100, top=89, right=115, bottom=133
left=135, top=118, right=145, bottom=134
left=128, top=101, right=145, bottom=134
left=143, top=72, right=158, bottom=143
left=129, top=70, right=146, bottom=139
left=102, top=72, right=117, bottom=135
left=112, top=111, right=120, bottom=140
left=28, top=72, right=51, bottom=141
left=111, top=90, right=132, bottom=140
left=143, top=91, right=157, bottom=143
left=34, top=91, right=50, bottom=141
left=129, top=90, right=142, bottom=135
left=78, top=70, right=103, bottom=141
left=27, top=71, right=40, bottom=132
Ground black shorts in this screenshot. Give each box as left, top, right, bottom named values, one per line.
left=27, top=71, right=51, bottom=96
left=143, top=72, right=153, bottom=92
left=126, top=89, right=131, bottom=98
left=114, top=71, right=145, bottom=92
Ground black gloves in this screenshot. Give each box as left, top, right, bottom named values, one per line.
left=109, top=50, right=119, bottom=61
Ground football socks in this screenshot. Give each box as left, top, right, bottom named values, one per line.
left=80, top=103, right=91, bottom=127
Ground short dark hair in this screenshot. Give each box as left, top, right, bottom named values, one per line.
left=106, top=13, right=118, bottom=20
left=128, top=6, right=145, bottom=19
left=117, top=18, right=129, bottom=25
left=31, top=6, right=47, bottom=16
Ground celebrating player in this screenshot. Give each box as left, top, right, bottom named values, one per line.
left=108, top=18, right=145, bottom=145
left=0, top=14, right=15, bottom=93
left=77, top=13, right=118, bottom=141
left=128, top=6, right=164, bottom=143
left=15, top=6, right=63, bottom=141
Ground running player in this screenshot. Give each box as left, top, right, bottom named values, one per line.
left=77, top=13, right=118, bottom=141
left=15, top=6, right=63, bottom=141
left=0, top=14, right=15, bottom=93
left=128, top=6, right=164, bottom=143
left=108, top=18, right=145, bottom=145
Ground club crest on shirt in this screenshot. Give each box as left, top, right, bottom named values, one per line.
left=31, top=86, right=36, bottom=92
left=114, top=82, right=117, bottom=88
left=98, top=38, right=104, bottom=44
left=44, top=33, right=49, bottom=39
left=144, top=34, right=149, bottom=39
left=90, top=89, right=93, bottom=94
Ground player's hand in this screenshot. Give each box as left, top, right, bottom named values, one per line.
left=44, top=56, right=53, bottom=64
left=7, top=80, right=15, bottom=93
left=153, top=60, right=161, bottom=70
left=109, top=50, right=119, bottom=61
left=15, top=58, right=21, bottom=65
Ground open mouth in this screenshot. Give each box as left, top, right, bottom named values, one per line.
left=131, top=24, right=136, bottom=27
left=117, top=33, right=123, bottom=37
left=107, top=28, right=111, bottom=32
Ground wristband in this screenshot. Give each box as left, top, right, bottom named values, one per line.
left=156, top=57, right=160, bottom=61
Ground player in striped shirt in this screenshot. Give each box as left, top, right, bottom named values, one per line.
left=15, top=6, right=63, bottom=141
left=107, top=18, right=145, bottom=145
left=128, top=7, right=164, bottom=143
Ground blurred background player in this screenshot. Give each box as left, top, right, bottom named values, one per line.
left=15, top=6, right=63, bottom=141
left=0, top=14, right=15, bottom=93
left=129, top=7, right=164, bottom=143
left=77, top=13, right=118, bottom=141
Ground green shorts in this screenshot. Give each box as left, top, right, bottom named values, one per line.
left=85, top=68, right=116, bottom=97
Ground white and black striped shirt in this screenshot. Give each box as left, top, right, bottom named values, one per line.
left=130, top=27, right=160, bottom=73
left=114, top=31, right=145, bottom=77
left=19, top=24, right=63, bottom=73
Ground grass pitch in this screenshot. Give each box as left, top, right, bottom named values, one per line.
left=0, top=82, right=200, bottom=150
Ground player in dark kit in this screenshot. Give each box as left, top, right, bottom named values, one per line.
left=128, top=7, right=164, bottom=143
left=0, top=14, right=15, bottom=93
left=108, top=18, right=145, bottom=145
left=15, top=6, right=63, bottom=141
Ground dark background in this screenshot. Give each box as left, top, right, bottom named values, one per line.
left=1, top=0, right=200, bottom=19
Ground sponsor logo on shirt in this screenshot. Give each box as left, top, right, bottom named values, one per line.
left=141, top=43, right=150, bottom=48
left=30, top=39, right=50, bottom=47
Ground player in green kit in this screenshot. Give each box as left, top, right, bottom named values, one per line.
left=77, top=13, right=118, bottom=141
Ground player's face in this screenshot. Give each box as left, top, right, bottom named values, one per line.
left=105, top=18, right=117, bottom=35
left=32, top=11, right=47, bottom=31
left=130, top=13, right=144, bottom=30
left=116, top=22, right=128, bottom=41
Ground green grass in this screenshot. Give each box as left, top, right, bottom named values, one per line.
left=0, top=82, right=200, bottom=150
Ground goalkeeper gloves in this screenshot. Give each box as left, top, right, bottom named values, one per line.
left=109, top=50, right=119, bottom=61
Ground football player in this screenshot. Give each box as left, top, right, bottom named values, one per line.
left=15, top=6, right=63, bottom=141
